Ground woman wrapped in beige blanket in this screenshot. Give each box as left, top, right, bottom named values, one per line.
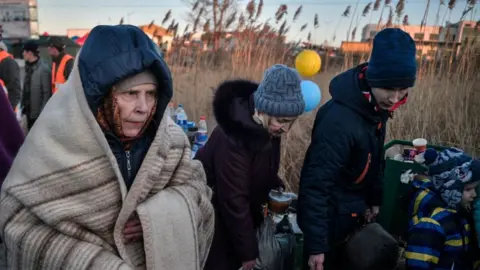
left=0, top=25, right=214, bottom=270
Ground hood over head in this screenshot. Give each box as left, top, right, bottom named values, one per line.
left=409, top=177, right=446, bottom=219
left=78, top=25, right=173, bottom=128
left=213, top=80, right=270, bottom=150
left=329, top=63, right=385, bottom=124
left=422, top=147, right=480, bottom=210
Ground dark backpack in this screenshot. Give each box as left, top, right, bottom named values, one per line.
left=344, top=223, right=399, bottom=270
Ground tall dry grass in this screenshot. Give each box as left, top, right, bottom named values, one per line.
left=162, top=0, right=480, bottom=192
left=167, top=52, right=479, bottom=192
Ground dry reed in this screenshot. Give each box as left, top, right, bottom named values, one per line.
left=163, top=0, right=480, bottom=192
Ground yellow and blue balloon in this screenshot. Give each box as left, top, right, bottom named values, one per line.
left=301, top=80, right=321, bottom=112
left=294, top=49, right=322, bottom=112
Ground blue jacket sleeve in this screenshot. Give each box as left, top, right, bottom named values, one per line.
left=405, top=218, right=445, bottom=269
left=297, top=118, right=354, bottom=255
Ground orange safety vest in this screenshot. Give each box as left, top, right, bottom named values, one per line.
left=0, top=51, right=13, bottom=90
left=1, top=79, right=18, bottom=113
left=0, top=50, right=12, bottom=62
left=0, top=51, right=18, bottom=113
left=0, top=51, right=12, bottom=96
left=0, top=79, right=6, bottom=91
left=51, top=54, right=74, bottom=94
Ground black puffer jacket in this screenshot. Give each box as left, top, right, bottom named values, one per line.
left=0, top=55, right=21, bottom=108
left=297, top=63, right=390, bottom=256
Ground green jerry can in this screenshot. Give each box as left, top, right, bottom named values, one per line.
left=377, top=140, right=445, bottom=241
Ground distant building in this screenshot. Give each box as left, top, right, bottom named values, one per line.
left=0, top=0, right=38, bottom=41
left=340, top=41, right=372, bottom=54
left=361, top=24, right=443, bottom=43
left=440, top=20, right=477, bottom=44
left=64, top=25, right=175, bottom=52
left=66, top=28, right=90, bottom=38
left=440, top=20, right=479, bottom=55
left=357, top=23, right=469, bottom=60
left=138, top=24, right=174, bottom=52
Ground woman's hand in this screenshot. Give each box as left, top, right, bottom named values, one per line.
left=308, top=254, right=325, bottom=270
left=365, top=206, right=380, bottom=223
left=242, top=259, right=257, bottom=270
left=123, top=216, right=143, bottom=243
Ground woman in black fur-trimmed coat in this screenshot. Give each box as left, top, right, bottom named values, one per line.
left=195, top=65, right=306, bottom=270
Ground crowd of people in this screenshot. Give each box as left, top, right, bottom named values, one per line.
left=0, top=36, right=74, bottom=130
left=0, top=24, right=479, bottom=270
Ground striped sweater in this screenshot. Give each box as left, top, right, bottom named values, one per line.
left=0, top=61, right=215, bottom=270
left=405, top=178, right=479, bottom=270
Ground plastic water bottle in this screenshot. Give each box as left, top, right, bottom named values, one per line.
left=191, top=116, right=208, bottom=159
left=191, top=143, right=200, bottom=159
left=174, top=104, right=184, bottom=121
left=195, top=116, right=208, bottom=146
left=175, top=104, right=188, bottom=132
left=165, top=102, right=175, bottom=121
left=198, top=116, right=207, bottom=132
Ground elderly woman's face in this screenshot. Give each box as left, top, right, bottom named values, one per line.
left=112, top=83, right=157, bottom=137
left=267, top=116, right=297, bottom=137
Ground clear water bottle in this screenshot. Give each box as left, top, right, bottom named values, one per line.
left=174, top=104, right=185, bottom=120
left=198, top=116, right=207, bottom=132
left=175, top=104, right=188, bottom=132
left=191, top=143, right=200, bottom=159
left=165, top=102, right=175, bottom=121
left=195, top=116, right=208, bottom=146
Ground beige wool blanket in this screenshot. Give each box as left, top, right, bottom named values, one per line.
left=0, top=60, right=215, bottom=269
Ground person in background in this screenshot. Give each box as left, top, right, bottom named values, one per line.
left=0, top=41, right=21, bottom=109
left=405, top=148, right=480, bottom=270
left=47, top=36, right=74, bottom=94
left=0, top=82, right=24, bottom=189
left=22, top=41, right=52, bottom=130
left=0, top=25, right=214, bottom=269
left=195, top=64, right=305, bottom=270
left=297, top=28, right=416, bottom=270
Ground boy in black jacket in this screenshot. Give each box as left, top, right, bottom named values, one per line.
left=298, top=28, right=417, bottom=270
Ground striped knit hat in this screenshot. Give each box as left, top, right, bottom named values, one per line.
left=424, top=147, right=478, bottom=209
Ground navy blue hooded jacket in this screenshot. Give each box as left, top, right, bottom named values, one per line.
left=78, top=25, right=173, bottom=189
left=297, top=64, right=389, bottom=256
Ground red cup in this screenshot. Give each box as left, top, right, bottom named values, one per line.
left=412, top=138, right=428, bottom=153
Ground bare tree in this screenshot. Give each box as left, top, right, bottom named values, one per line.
left=184, top=0, right=240, bottom=50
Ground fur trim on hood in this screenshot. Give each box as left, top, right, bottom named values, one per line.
left=213, top=80, right=270, bottom=150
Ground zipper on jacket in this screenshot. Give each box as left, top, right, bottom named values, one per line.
left=355, top=153, right=372, bottom=184
left=125, top=151, right=132, bottom=180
